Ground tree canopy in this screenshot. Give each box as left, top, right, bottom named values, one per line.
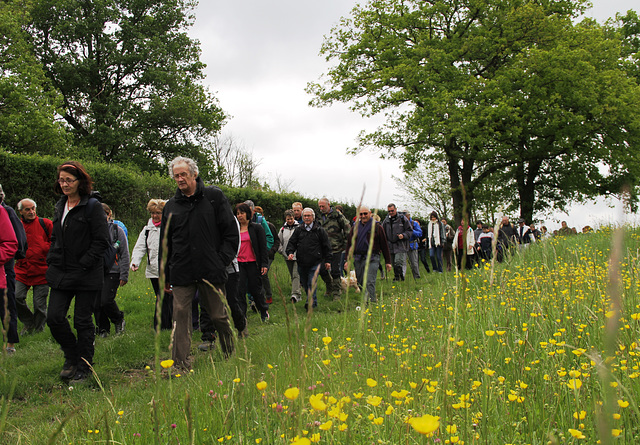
left=308, top=0, right=640, bottom=223
left=23, top=0, right=225, bottom=172
left=0, top=0, right=70, bottom=155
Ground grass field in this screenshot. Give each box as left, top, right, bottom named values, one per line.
left=1, top=227, right=639, bottom=444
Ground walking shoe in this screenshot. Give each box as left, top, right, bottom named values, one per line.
left=70, top=370, right=89, bottom=383
left=98, top=331, right=109, bottom=338
left=6, top=346, right=16, bottom=355
left=261, top=311, right=270, bottom=322
left=198, top=341, right=215, bottom=352
left=60, top=362, right=77, bottom=379
left=290, top=295, right=300, bottom=303
left=115, top=318, right=126, bottom=334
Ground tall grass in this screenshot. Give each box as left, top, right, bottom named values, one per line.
left=1, top=227, right=640, bottom=443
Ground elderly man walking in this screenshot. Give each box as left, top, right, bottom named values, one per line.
left=344, top=207, right=392, bottom=303
left=160, top=156, right=239, bottom=370
left=286, top=208, right=332, bottom=311
left=382, top=203, right=412, bottom=281
left=15, top=199, right=53, bottom=334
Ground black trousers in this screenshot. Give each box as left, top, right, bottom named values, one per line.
left=47, top=288, right=96, bottom=371
left=94, top=273, right=123, bottom=334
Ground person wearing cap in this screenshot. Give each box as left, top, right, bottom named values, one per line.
left=382, top=203, right=412, bottom=281
left=515, top=218, right=529, bottom=249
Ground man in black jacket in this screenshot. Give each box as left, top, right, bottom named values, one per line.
left=286, top=208, right=331, bottom=311
left=160, top=157, right=239, bottom=370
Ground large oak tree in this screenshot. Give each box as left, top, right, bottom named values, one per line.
left=27, top=0, right=225, bottom=172
left=309, top=0, right=640, bottom=223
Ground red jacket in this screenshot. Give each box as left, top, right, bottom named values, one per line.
left=0, top=206, right=18, bottom=288
left=15, top=217, right=53, bottom=286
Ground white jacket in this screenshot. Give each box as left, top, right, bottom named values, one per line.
left=453, top=226, right=475, bottom=255
left=130, top=219, right=161, bottom=278
left=278, top=221, right=299, bottom=260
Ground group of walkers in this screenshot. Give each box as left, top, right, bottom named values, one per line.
left=0, top=156, right=576, bottom=380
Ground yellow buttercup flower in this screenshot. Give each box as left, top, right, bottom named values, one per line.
left=284, top=387, right=300, bottom=401
left=366, top=378, right=377, bottom=387
left=408, top=414, right=440, bottom=435
left=256, top=381, right=267, bottom=391
left=160, top=359, right=174, bottom=369
left=367, top=395, right=383, bottom=407
left=309, top=394, right=327, bottom=411
left=319, top=420, right=332, bottom=430
left=568, top=428, right=585, bottom=439
left=322, top=336, right=332, bottom=346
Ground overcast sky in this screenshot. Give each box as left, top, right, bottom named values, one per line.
left=188, top=0, right=637, bottom=229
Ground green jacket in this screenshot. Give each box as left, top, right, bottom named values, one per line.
left=316, top=208, right=350, bottom=253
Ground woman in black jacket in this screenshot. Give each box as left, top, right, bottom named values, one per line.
left=46, top=161, right=109, bottom=383
left=235, top=203, right=269, bottom=323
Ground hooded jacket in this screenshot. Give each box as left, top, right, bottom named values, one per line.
left=160, top=177, right=239, bottom=286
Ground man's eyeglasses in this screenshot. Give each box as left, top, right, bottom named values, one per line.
left=359, top=212, right=370, bottom=216
left=57, top=178, right=78, bottom=185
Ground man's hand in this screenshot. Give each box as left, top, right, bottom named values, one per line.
left=130, top=264, right=139, bottom=271
left=164, top=283, right=172, bottom=294
left=119, top=280, right=127, bottom=287
left=385, top=263, right=392, bottom=272
left=324, top=263, right=331, bottom=271
left=287, top=254, right=294, bottom=261
left=260, top=267, right=268, bottom=275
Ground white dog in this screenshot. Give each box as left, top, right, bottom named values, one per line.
left=340, top=270, right=361, bottom=293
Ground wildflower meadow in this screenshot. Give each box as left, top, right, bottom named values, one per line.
left=1, top=226, right=639, bottom=444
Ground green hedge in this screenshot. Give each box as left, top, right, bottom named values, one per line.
left=0, top=152, right=370, bottom=235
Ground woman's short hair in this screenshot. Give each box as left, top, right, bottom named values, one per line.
left=284, top=209, right=294, bottom=218
left=147, top=199, right=166, bottom=213
left=102, top=203, right=111, bottom=216
left=54, top=161, right=93, bottom=196
left=235, top=202, right=252, bottom=218
left=430, top=211, right=439, bottom=220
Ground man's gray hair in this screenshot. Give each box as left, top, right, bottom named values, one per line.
left=17, top=198, right=36, bottom=211
left=168, top=156, right=199, bottom=177
left=244, top=200, right=255, bottom=210
left=302, top=207, right=315, bottom=218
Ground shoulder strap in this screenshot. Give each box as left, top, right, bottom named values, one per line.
left=39, top=217, right=50, bottom=240
left=144, top=228, right=151, bottom=265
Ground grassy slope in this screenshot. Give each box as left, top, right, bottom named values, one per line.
left=2, top=228, right=640, bottom=444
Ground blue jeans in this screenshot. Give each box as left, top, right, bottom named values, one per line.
left=430, top=246, right=443, bottom=272
left=298, top=263, right=322, bottom=307
left=354, top=253, right=380, bottom=302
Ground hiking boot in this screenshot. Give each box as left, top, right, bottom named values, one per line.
left=115, top=318, right=126, bottom=334
left=198, top=341, right=215, bottom=352
left=60, top=362, right=77, bottom=379
left=70, top=370, right=89, bottom=383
